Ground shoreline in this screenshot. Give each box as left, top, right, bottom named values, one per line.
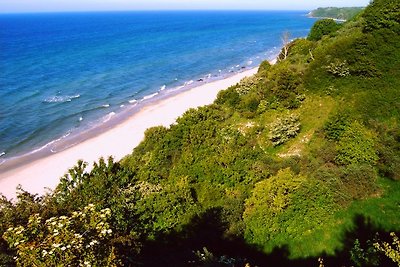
left=0, top=64, right=272, bottom=199
left=306, top=13, right=347, bottom=22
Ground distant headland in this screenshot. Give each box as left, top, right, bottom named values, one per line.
left=308, top=7, right=365, bottom=21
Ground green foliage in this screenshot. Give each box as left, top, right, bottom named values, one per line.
left=376, top=126, right=400, bottom=180
left=310, top=7, right=365, bottom=21
left=2, top=204, right=116, bottom=266
left=284, top=38, right=316, bottom=64
left=335, top=122, right=378, bottom=165
left=363, top=0, right=400, bottom=32
left=308, top=19, right=341, bottom=41
left=244, top=169, right=339, bottom=257
left=266, top=63, right=305, bottom=109
left=236, top=76, right=262, bottom=96
left=269, top=114, right=300, bottom=146
left=257, top=60, right=272, bottom=74
left=0, top=189, right=44, bottom=266
left=2, top=1, right=400, bottom=265
left=133, top=177, right=197, bottom=237
left=243, top=169, right=304, bottom=250
left=374, top=232, right=400, bottom=266
left=350, top=238, right=380, bottom=267
left=215, top=86, right=240, bottom=108
left=324, top=112, right=351, bottom=141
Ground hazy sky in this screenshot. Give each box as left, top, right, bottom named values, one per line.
left=1, top=0, right=371, bottom=13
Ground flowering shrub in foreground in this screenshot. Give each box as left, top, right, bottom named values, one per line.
left=3, top=204, right=116, bottom=267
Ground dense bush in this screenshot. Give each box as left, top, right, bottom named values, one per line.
left=243, top=168, right=305, bottom=252
left=376, top=126, right=400, bottom=181
left=268, top=114, right=301, bottom=146
left=335, top=122, right=378, bottom=165
left=363, top=0, right=400, bottom=32
left=267, top=64, right=304, bottom=109
left=324, top=112, right=351, bottom=141
left=3, top=204, right=116, bottom=266
left=257, top=60, right=272, bottom=74
left=308, top=19, right=341, bottom=41
left=243, top=169, right=339, bottom=257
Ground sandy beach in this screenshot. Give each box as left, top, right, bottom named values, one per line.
left=0, top=67, right=261, bottom=199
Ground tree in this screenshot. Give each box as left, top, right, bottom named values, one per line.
left=281, top=31, right=291, bottom=60
left=308, top=19, right=340, bottom=41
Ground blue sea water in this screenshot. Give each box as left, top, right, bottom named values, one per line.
left=0, top=11, right=316, bottom=163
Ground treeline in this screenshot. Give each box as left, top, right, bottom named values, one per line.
left=1, top=0, right=400, bottom=266
left=308, top=7, right=364, bottom=21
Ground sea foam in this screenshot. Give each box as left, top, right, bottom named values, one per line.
left=43, top=94, right=80, bottom=103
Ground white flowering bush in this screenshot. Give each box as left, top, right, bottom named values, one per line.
left=374, top=232, right=400, bottom=265
left=236, top=76, right=262, bottom=96
left=325, top=59, right=350, bottom=77
left=269, top=114, right=301, bottom=146
left=2, top=204, right=116, bottom=266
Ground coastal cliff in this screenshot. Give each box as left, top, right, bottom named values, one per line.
left=1, top=0, right=400, bottom=266
left=308, top=6, right=364, bottom=21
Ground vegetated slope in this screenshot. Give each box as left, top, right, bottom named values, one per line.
left=308, top=7, right=365, bottom=20
left=1, top=0, right=400, bottom=266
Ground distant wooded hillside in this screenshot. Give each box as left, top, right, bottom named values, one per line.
left=308, top=7, right=364, bottom=20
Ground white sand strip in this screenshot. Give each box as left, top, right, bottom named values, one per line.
left=0, top=67, right=259, bottom=199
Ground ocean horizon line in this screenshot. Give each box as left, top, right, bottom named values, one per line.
left=0, top=9, right=312, bottom=15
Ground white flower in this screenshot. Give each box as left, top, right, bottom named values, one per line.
left=107, top=229, right=112, bottom=234
left=74, top=233, right=82, bottom=238
left=61, top=246, right=66, bottom=251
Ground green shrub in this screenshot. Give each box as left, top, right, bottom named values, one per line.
left=335, top=122, right=378, bottom=165
left=258, top=60, right=272, bottom=74
left=363, top=0, right=400, bottom=32
left=243, top=169, right=339, bottom=257
left=267, top=64, right=304, bottom=109
left=243, top=169, right=305, bottom=249
left=340, top=164, right=378, bottom=201
left=3, top=204, right=117, bottom=267
left=215, top=86, right=240, bottom=108
left=308, top=19, right=341, bottom=41
left=324, top=112, right=351, bottom=141
left=376, top=126, right=400, bottom=181
left=351, top=238, right=380, bottom=267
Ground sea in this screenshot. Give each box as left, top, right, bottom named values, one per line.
left=0, top=11, right=317, bottom=168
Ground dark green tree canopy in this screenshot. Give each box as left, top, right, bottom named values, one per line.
left=308, top=19, right=341, bottom=41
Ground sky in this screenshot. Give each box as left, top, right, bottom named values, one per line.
left=0, top=0, right=371, bottom=13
